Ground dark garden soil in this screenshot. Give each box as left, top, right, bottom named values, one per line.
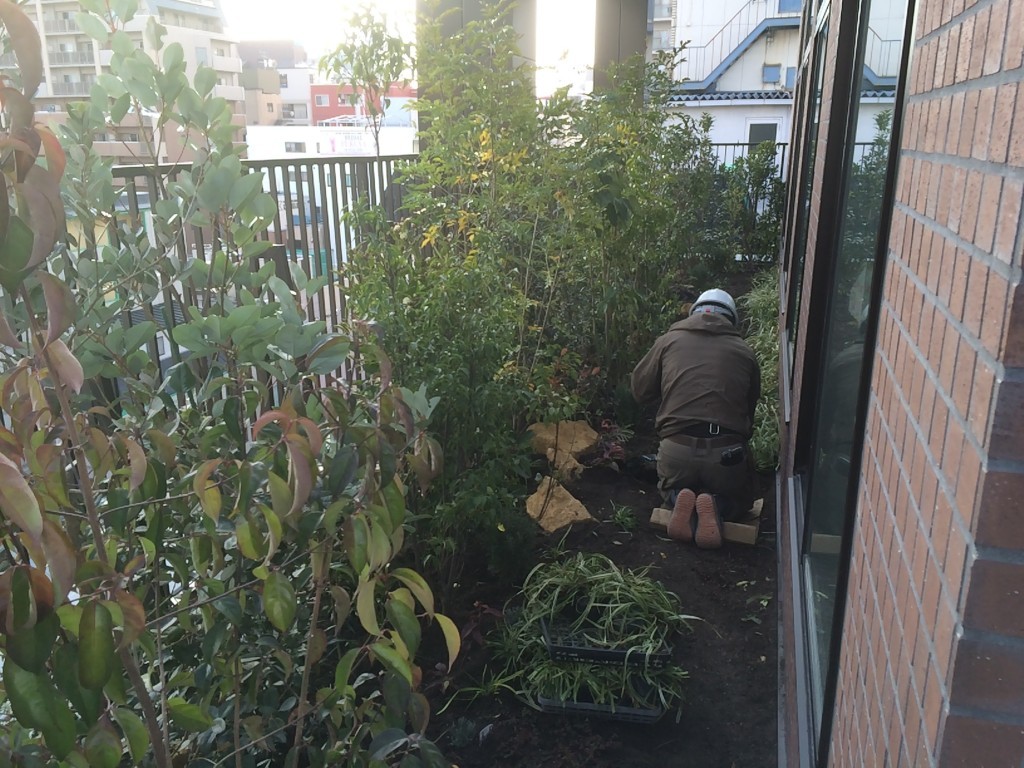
left=425, top=430, right=779, bottom=768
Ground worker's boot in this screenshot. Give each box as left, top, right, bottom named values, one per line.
left=667, top=488, right=696, bottom=543
left=694, top=493, right=723, bottom=549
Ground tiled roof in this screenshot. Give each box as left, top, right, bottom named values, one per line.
left=668, top=88, right=896, bottom=104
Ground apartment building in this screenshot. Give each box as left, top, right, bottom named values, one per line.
left=239, top=40, right=316, bottom=126
left=3, top=0, right=244, bottom=164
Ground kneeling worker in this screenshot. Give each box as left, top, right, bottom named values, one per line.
left=631, top=289, right=761, bottom=548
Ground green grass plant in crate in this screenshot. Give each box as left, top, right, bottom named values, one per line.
left=493, top=553, right=698, bottom=721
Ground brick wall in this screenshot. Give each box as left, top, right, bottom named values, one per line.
left=830, top=0, right=1024, bottom=765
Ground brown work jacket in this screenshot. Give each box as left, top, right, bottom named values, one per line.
left=630, top=313, right=761, bottom=441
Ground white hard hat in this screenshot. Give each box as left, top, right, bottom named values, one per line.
left=690, top=288, right=738, bottom=325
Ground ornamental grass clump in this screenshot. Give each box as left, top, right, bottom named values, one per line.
left=493, top=553, right=697, bottom=718
left=741, top=268, right=781, bottom=471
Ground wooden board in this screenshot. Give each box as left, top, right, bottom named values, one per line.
left=649, top=498, right=763, bottom=545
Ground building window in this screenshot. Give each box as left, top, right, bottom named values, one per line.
left=195, top=46, right=208, bottom=65
left=279, top=74, right=289, bottom=88
left=653, top=1, right=673, bottom=18
left=314, top=94, right=329, bottom=106
left=748, top=122, right=779, bottom=147
left=267, top=103, right=275, bottom=113
left=309, top=74, right=315, bottom=84
left=284, top=142, right=306, bottom=153
left=762, top=63, right=782, bottom=83
left=779, top=0, right=802, bottom=11
left=653, top=30, right=673, bottom=50
left=215, top=47, right=226, bottom=56
left=786, top=66, right=797, bottom=89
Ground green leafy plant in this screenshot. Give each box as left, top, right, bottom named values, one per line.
left=740, top=267, right=781, bottom=471
left=491, top=553, right=695, bottom=717
left=0, top=3, right=456, bottom=766
left=609, top=503, right=638, bottom=533
left=320, top=5, right=413, bottom=158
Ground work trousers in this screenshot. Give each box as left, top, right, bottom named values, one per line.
left=657, top=436, right=755, bottom=522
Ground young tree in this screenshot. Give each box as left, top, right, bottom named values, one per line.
left=320, top=8, right=414, bottom=158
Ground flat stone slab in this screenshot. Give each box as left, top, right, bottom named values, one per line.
left=527, top=476, right=593, bottom=532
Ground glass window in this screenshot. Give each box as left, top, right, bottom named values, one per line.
left=779, top=0, right=802, bottom=11
left=749, top=122, right=779, bottom=146
left=279, top=74, right=289, bottom=88
left=762, top=63, right=782, bottom=83
left=800, top=0, right=908, bottom=740
left=785, top=27, right=828, bottom=378
left=314, top=94, right=329, bottom=106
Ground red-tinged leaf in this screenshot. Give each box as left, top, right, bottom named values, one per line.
left=0, top=309, right=21, bottom=350
left=0, top=169, right=8, bottom=239
left=389, top=568, right=434, bottom=616
left=294, top=417, right=324, bottom=456
left=84, top=720, right=122, bottom=768
left=40, top=520, right=75, bottom=605
left=113, top=589, right=145, bottom=647
left=285, top=436, right=313, bottom=519
left=252, top=409, right=289, bottom=439
left=37, top=272, right=75, bottom=345
left=0, top=1, right=42, bottom=98
left=0, top=88, right=33, bottom=140
left=20, top=166, right=64, bottom=268
left=145, top=428, right=176, bottom=467
left=193, top=459, right=221, bottom=521
left=433, top=613, right=461, bottom=671
left=0, top=452, right=42, bottom=541
left=124, top=438, right=147, bottom=492
left=46, top=339, right=83, bottom=393
left=35, top=125, right=66, bottom=181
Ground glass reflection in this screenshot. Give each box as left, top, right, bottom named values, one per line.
left=801, top=0, right=907, bottom=731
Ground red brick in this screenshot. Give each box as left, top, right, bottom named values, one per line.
left=977, top=471, right=1024, bottom=549
left=954, top=444, right=981, bottom=526
left=951, top=341, right=976, bottom=417
left=980, top=271, right=1009, bottom=358
left=934, top=595, right=958, bottom=681
left=943, top=525, right=969, bottom=607
left=948, top=248, right=970, bottom=320
left=959, top=169, right=983, bottom=236
left=963, top=559, right=1024, bottom=638
left=945, top=166, right=966, bottom=234
left=967, top=360, right=995, bottom=444
left=989, top=83, right=1016, bottom=163
left=973, top=173, right=1002, bottom=252
left=1006, top=0, right=1024, bottom=69
left=989, top=379, right=1024, bottom=461
left=1000, top=283, right=1024, bottom=365
left=941, top=714, right=1024, bottom=767
left=922, top=664, right=944, bottom=756
left=963, top=258, right=988, bottom=338
left=983, top=0, right=1008, bottom=75
left=969, top=8, right=990, bottom=79
left=944, top=27, right=960, bottom=86
left=955, top=16, right=975, bottom=83
left=993, top=177, right=1022, bottom=264
left=959, top=91, right=980, bottom=157
left=971, top=86, right=996, bottom=161
left=951, top=637, right=1024, bottom=715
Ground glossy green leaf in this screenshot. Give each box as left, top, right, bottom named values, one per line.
left=6, top=612, right=58, bottom=673
left=343, top=513, right=369, bottom=574
left=52, top=644, right=102, bottom=727
left=390, top=568, right=435, bottom=616
left=333, top=647, right=360, bottom=691
left=78, top=601, right=115, bottom=690
left=113, top=707, right=149, bottom=764
left=434, top=613, right=461, bottom=671
left=193, top=458, right=222, bottom=521
left=3, top=657, right=50, bottom=729
left=355, top=573, right=380, bottom=636
left=0, top=214, right=33, bottom=293
left=263, top=571, right=296, bottom=632
left=329, top=585, right=351, bottom=631
left=167, top=696, right=213, bottom=732
left=84, top=721, right=123, bottom=768
left=386, top=597, right=421, bottom=658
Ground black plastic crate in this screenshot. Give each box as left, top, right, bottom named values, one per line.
left=536, top=694, right=665, bottom=724
left=540, top=617, right=673, bottom=668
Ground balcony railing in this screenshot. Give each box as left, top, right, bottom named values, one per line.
left=47, top=50, right=96, bottom=66
left=50, top=81, right=93, bottom=96
left=43, top=19, right=80, bottom=34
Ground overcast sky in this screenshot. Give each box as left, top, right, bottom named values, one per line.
left=217, top=0, right=595, bottom=94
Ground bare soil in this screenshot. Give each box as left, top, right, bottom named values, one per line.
left=424, top=436, right=779, bottom=768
